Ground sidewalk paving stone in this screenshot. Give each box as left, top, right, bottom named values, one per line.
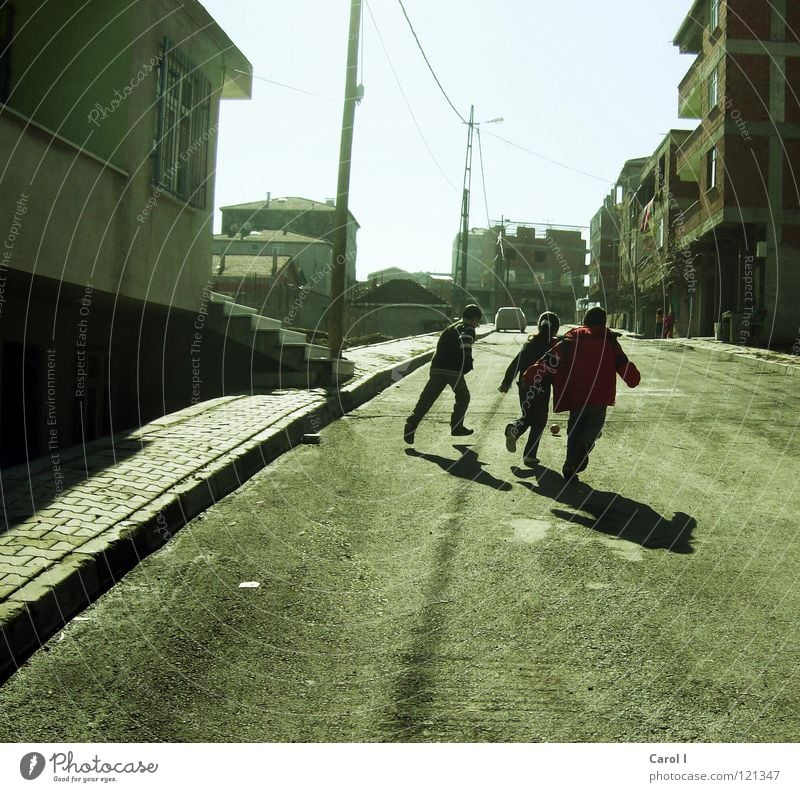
left=0, top=329, right=451, bottom=682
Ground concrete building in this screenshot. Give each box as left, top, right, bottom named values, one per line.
left=614, top=133, right=699, bottom=337
left=219, top=196, right=359, bottom=297
left=588, top=194, right=622, bottom=319
left=670, top=0, right=800, bottom=344
left=452, top=224, right=587, bottom=322
left=0, top=0, right=251, bottom=467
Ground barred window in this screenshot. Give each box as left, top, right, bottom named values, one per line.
left=153, top=39, right=212, bottom=208
left=706, top=146, right=717, bottom=190
left=0, top=3, right=14, bottom=104
left=710, top=0, right=720, bottom=31
left=708, top=63, right=719, bottom=110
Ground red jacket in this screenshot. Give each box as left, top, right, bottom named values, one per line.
left=522, top=326, right=640, bottom=412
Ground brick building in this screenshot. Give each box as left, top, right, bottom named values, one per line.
left=670, top=0, right=800, bottom=343
left=452, top=224, right=587, bottom=322
left=613, top=133, right=698, bottom=337
left=602, top=0, right=800, bottom=345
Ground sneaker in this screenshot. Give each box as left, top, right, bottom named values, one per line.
left=562, top=465, right=579, bottom=481
left=523, top=456, right=540, bottom=466
left=404, top=420, right=415, bottom=444
left=451, top=426, right=474, bottom=437
left=504, top=424, right=518, bottom=452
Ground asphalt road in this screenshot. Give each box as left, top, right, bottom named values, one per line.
left=1, top=332, right=799, bottom=742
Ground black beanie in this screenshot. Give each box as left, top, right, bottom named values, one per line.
left=462, top=304, right=482, bottom=321
left=583, top=307, right=607, bottom=327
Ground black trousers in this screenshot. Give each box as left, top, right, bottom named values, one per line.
left=509, top=381, right=550, bottom=459
left=408, top=369, right=470, bottom=430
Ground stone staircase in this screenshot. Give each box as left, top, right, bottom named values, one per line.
left=208, top=293, right=355, bottom=389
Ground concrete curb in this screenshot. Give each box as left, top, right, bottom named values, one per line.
left=610, top=326, right=799, bottom=376
left=662, top=337, right=800, bottom=376
left=0, top=343, right=443, bottom=683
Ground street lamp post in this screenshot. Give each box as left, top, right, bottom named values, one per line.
left=457, top=105, right=474, bottom=309
left=456, top=112, right=502, bottom=312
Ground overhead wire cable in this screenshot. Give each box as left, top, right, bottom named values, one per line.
left=396, top=0, right=467, bottom=124
left=394, top=3, right=607, bottom=202
left=485, top=129, right=612, bottom=183
left=233, top=68, right=336, bottom=102
left=393, top=5, right=610, bottom=184
left=366, top=0, right=459, bottom=192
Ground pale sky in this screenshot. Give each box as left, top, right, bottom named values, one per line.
left=199, top=0, right=698, bottom=280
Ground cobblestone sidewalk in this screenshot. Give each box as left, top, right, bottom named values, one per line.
left=0, top=329, right=482, bottom=681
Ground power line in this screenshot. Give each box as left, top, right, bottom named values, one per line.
left=366, top=0, right=459, bottom=192
left=393, top=3, right=607, bottom=185
left=396, top=0, right=467, bottom=124
left=233, top=68, right=336, bottom=102
left=485, top=129, right=613, bottom=183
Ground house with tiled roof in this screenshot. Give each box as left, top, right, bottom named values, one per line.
left=354, top=279, right=449, bottom=307
left=219, top=196, right=359, bottom=295
left=211, top=252, right=302, bottom=305
left=212, top=253, right=295, bottom=278
left=212, top=230, right=334, bottom=295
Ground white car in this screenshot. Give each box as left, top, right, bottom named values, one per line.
left=495, top=307, right=527, bottom=332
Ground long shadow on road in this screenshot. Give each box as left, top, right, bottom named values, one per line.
left=515, top=467, right=697, bottom=554
left=404, top=445, right=513, bottom=492
left=383, top=447, right=511, bottom=739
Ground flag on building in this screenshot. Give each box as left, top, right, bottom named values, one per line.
left=640, top=197, right=655, bottom=232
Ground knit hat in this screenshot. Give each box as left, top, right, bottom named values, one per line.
left=536, top=311, right=561, bottom=333
left=537, top=311, right=560, bottom=334
left=583, top=306, right=607, bottom=327
left=462, top=304, right=483, bottom=321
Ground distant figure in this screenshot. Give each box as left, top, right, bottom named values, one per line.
left=662, top=310, right=675, bottom=338
left=523, top=306, right=641, bottom=481
left=498, top=311, right=560, bottom=466
left=654, top=308, right=664, bottom=339
left=404, top=304, right=483, bottom=444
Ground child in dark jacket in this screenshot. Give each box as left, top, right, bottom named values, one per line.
left=522, top=306, right=640, bottom=481
left=498, top=312, right=560, bottom=465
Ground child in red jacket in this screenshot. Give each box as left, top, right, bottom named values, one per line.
left=522, top=307, right=640, bottom=481
left=662, top=310, right=675, bottom=338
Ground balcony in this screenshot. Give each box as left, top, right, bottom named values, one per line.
left=674, top=0, right=706, bottom=55
left=678, top=54, right=704, bottom=119
left=675, top=125, right=708, bottom=182
left=639, top=257, right=670, bottom=293
left=673, top=200, right=701, bottom=239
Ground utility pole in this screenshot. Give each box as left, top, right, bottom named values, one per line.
left=501, top=215, right=510, bottom=295
left=329, top=0, right=362, bottom=359
left=457, top=105, right=475, bottom=311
